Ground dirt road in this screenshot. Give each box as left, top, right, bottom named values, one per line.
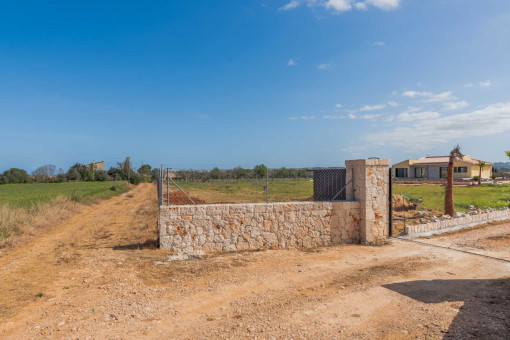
left=0, top=183, right=509, bottom=339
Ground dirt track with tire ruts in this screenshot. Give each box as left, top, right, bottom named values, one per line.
left=0, top=183, right=509, bottom=339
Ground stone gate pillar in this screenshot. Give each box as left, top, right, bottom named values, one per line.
left=345, top=159, right=391, bottom=244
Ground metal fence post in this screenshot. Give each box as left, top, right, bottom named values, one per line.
left=266, top=167, right=269, bottom=203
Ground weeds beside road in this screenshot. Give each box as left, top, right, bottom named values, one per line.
left=0, top=181, right=130, bottom=247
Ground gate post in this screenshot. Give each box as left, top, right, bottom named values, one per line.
left=345, top=159, right=391, bottom=244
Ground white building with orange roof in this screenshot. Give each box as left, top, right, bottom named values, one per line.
left=392, top=155, right=492, bottom=179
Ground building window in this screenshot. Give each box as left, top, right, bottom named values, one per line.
left=415, top=168, right=423, bottom=178
left=440, top=167, right=448, bottom=178
left=454, top=167, right=468, bottom=173
left=395, top=168, right=408, bottom=178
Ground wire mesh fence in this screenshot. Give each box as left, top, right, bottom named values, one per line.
left=156, top=163, right=350, bottom=206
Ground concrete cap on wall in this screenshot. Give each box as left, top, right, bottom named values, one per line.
left=345, top=159, right=391, bottom=166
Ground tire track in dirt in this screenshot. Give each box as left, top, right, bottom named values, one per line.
left=0, top=183, right=157, bottom=321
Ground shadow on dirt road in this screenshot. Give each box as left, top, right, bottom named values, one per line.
left=384, top=278, right=510, bottom=339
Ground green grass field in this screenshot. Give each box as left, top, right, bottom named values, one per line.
left=0, top=181, right=130, bottom=208
left=173, top=178, right=314, bottom=203
left=393, top=184, right=510, bottom=213
left=173, top=179, right=510, bottom=213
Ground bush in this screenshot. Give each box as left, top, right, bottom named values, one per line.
left=67, top=168, right=81, bottom=181
left=129, top=172, right=142, bottom=185
left=473, top=176, right=479, bottom=181
left=95, top=170, right=110, bottom=181
left=0, top=168, right=30, bottom=184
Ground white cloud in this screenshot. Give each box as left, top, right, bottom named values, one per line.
left=325, top=0, right=352, bottom=12
left=366, top=0, right=401, bottom=10
left=374, top=41, right=385, bottom=46
left=396, top=111, right=440, bottom=122
left=278, top=0, right=401, bottom=13
left=359, top=113, right=381, bottom=120
left=387, top=101, right=398, bottom=107
left=335, top=103, right=343, bottom=108
left=364, top=103, right=510, bottom=151
left=348, top=113, right=357, bottom=119
left=354, top=2, right=368, bottom=10
left=443, top=101, right=469, bottom=111
left=463, top=83, right=474, bottom=88
left=290, top=115, right=316, bottom=120
left=287, top=58, right=296, bottom=66
left=279, top=0, right=301, bottom=11
left=359, top=104, right=386, bottom=111
left=323, top=115, right=346, bottom=119
left=317, top=63, right=330, bottom=70
left=402, top=90, right=455, bottom=103
left=479, top=80, right=491, bottom=88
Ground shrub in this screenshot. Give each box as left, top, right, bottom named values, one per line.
left=473, top=176, right=479, bottom=181
left=0, top=168, right=30, bottom=184
left=95, top=170, right=110, bottom=181
left=67, top=168, right=81, bottom=181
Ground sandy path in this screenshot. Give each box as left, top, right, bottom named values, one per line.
left=0, top=184, right=509, bottom=339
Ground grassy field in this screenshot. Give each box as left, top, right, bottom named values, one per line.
left=173, top=179, right=313, bottom=203
left=172, top=179, right=510, bottom=213
left=393, top=184, right=510, bottom=213
left=0, top=181, right=130, bottom=208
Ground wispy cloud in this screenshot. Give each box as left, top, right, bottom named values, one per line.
left=479, top=80, right=491, bottom=88
left=359, top=104, right=386, bottom=111
left=335, top=103, right=343, bottom=108
left=279, top=0, right=402, bottom=13
left=364, top=103, right=510, bottom=150
left=396, top=110, right=440, bottom=122
left=323, top=115, right=346, bottom=120
left=287, top=58, right=296, bottom=66
left=402, top=90, right=455, bottom=103
left=374, top=41, right=385, bottom=46
left=290, top=115, right=316, bottom=120
left=443, top=101, right=469, bottom=111
left=317, top=63, right=330, bottom=70
left=279, top=0, right=301, bottom=11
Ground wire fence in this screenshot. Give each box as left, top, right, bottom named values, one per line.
left=156, top=163, right=348, bottom=206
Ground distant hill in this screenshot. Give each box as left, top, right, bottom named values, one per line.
left=494, top=162, right=510, bottom=171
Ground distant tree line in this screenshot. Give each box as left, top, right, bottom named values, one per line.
left=173, top=164, right=312, bottom=182
left=0, top=160, right=158, bottom=185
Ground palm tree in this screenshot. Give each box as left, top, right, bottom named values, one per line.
left=445, top=144, right=464, bottom=216
left=477, top=161, right=486, bottom=185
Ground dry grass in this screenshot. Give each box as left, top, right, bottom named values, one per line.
left=0, top=197, right=82, bottom=248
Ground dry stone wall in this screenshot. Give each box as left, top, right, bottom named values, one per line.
left=404, top=208, right=510, bottom=237
left=159, top=201, right=361, bottom=254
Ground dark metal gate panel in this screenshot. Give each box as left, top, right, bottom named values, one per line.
left=312, top=168, right=347, bottom=201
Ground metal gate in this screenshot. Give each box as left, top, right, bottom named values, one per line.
left=311, top=168, right=347, bottom=201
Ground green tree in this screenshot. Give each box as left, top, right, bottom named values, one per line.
left=95, top=170, right=110, bottom=181
left=138, top=164, right=152, bottom=175
left=67, top=168, right=81, bottom=181
left=253, top=164, right=267, bottom=179
left=0, top=168, right=30, bottom=184
left=210, top=167, right=221, bottom=180
left=506, top=151, right=510, bottom=160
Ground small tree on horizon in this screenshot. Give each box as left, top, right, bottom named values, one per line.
left=445, top=144, right=464, bottom=217
left=506, top=150, right=510, bottom=160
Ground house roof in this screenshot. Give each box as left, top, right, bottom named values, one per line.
left=412, top=155, right=491, bottom=166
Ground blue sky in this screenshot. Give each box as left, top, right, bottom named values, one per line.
left=1, top=0, right=510, bottom=172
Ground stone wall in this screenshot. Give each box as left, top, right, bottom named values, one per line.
left=159, top=201, right=361, bottom=254
left=404, top=208, right=510, bottom=237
